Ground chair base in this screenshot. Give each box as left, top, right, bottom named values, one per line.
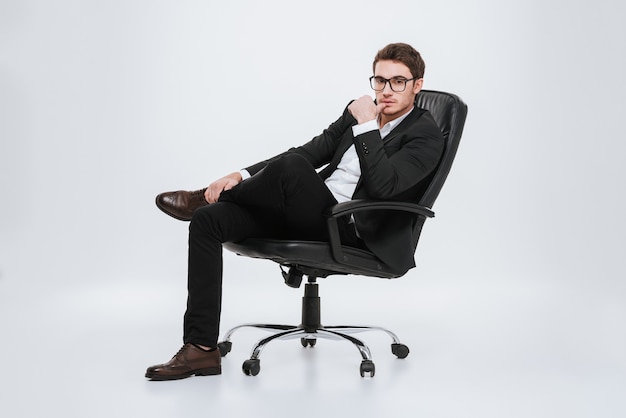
left=217, top=281, right=410, bottom=377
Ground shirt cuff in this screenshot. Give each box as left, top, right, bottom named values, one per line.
left=239, top=169, right=251, bottom=181
left=351, top=119, right=378, bottom=137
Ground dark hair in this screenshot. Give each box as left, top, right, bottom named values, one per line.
left=373, top=43, right=425, bottom=79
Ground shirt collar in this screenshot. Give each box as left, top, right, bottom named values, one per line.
left=379, top=106, right=414, bottom=139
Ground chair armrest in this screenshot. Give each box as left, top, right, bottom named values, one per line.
left=325, top=199, right=435, bottom=219
left=324, top=199, right=434, bottom=274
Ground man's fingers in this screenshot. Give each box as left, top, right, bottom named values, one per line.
left=205, top=183, right=221, bottom=204
left=204, top=174, right=242, bottom=204
left=204, top=187, right=214, bottom=204
left=349, top=96, right=379, bottom=124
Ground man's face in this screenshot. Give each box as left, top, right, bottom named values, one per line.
left=373, top=60, right=423, bottom=124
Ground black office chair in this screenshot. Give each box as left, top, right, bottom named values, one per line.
left=219, top=90, right=468, bottom=377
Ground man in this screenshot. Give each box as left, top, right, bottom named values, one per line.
left=146, top=43, right=444, bottom=380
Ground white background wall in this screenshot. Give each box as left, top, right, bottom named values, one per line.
left=1, top=1, right=625, bottom=416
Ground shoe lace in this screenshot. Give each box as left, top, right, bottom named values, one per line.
left=174, top=344, right=190, bottom=358
left=191, top=189, right=204, bottom=196
left=190, top=189, right=208, bottom=204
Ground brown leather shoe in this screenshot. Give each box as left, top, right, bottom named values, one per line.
left=155, top=188, right=208, bottom=221
left=146, top=344, right=221, bottom=380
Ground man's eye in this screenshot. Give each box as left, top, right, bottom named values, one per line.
left=374, top=77, right=386, bottom=84
left=391, top=78, right=407, bottom=86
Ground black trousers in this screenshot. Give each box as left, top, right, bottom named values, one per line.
left=183, top=154, right=361, bottom=346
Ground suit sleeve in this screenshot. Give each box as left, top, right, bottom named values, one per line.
left=353, top=110, right=444, bottom=199
left=244, top=105, right=358, bottom=176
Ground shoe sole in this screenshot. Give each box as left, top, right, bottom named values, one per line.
left=146, top=366, right=222, bottom=381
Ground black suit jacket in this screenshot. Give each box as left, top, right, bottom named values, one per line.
left=245, top=100, right=444, bottom=273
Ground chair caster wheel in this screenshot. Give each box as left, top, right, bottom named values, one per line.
left=391, top=343, right=410, bottom=359
left=360, top=360, right=375, bottom=377
left=217, top=341, right=232, bottom=357
left=242, top=359, right=260, bottom=376
left=300, top=338, right=317, bottom=348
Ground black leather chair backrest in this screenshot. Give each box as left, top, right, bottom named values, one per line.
left=415, top=90, right=468, bottom=208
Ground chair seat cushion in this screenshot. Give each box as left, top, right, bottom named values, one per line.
left=224, top=239, right=403, bottom=279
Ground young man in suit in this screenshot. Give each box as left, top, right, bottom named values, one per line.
left=146, top=42, right=444, bottom=380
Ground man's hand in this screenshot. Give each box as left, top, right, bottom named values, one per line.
left=348, top=95, right=386, bottom=124
left=204, top=172, right=243, bottom=204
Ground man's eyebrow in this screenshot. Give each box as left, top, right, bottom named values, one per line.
left=374, top=75, right=411, bottom=79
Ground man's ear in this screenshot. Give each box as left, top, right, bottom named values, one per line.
left=413, top=78, right=424, bottom=94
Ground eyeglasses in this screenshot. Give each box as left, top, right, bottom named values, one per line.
left=369, top=75, right=419, bottom=92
